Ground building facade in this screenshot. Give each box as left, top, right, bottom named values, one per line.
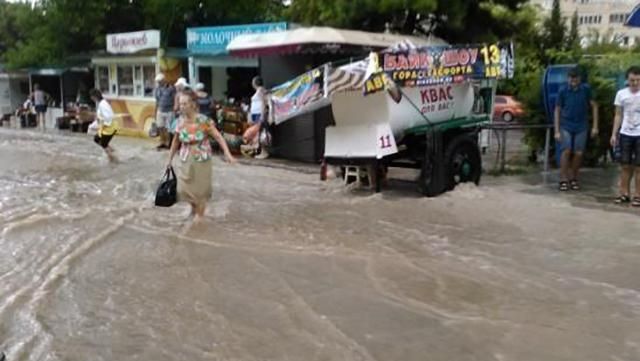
left=531, top=0, right=640, bottom=46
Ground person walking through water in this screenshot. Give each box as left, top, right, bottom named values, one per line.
left=154, top=73, right=176, bottom=150
left=166, top=90, right=236, bottom=221
left=554, top=68, right=599, bottom=191
left=611, top=66, right=640, bottom=206
left=31, top=84, right=50, bottom=131
left=90, top=89, right=117, bottom=162
left=242, top=76, right=269, bottom=159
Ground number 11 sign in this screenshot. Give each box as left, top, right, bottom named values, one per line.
left=375, top=123, right=397, bottom=159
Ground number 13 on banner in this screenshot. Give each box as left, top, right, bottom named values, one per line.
left=480, top=44, right=500, bottom=65
left=376, top=123, right=397, bottom=158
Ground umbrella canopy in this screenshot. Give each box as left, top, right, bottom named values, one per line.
left=625, top=3, right=640, bottom=27
left=226, top=26, right=446, bottom=57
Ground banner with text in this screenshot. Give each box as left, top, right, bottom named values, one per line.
left=269, top=66, right=326, bottom=124
left=364, top=42, right=514, bottom=95
left=187, top=23, right=288, bottom=55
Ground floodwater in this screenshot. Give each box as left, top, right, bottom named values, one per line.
left=1, top=128, right=639, bottom=361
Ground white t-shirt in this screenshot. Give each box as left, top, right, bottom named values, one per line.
left=33, top=90, right=46, bottom=106
left=250, top=88, right=265, bottom=115
left=614, top=87, right=640, bottom=137
left=97, top=99, right=114, bottom=126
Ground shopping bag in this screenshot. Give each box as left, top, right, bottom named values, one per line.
left=259, top=122, right=272, bottom=148
left=155, top=166, right=177, bottom=207
left=148, top=122, right=159, bottom=137
left=87, top=120, right=99, bottom=136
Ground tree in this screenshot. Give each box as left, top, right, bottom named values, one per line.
left=566, top=10, right=580, bottom=50
left=285, top=0, right=530, bottom=43
left=541, top=0, right=566, bottom=57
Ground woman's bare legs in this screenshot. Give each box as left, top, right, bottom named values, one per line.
left=105, top=146, right=117, bottom=163
left=188, top=202, right=197, bottom=218
left=242, top=123, right=260, bottom=145
left=195, top=203, right=206, bottom=220
left=38, top=113, right=45, bottom=131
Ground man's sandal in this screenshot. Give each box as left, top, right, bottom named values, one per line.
left=569, top=180, right=580, bottom=190
left=559, top=181, right=569, bottom=191
left=615, top=195, right=631, bottom=204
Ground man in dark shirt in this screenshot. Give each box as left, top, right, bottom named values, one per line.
left=554, top=68, right=599, bottom=191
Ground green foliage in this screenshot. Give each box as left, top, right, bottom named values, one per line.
left=542, top=0, right=566, bottom=54
left=566, top=11, right=580, bottom=51
left=150, top=0, right=286, bottom=47
left=285, top=0, right=529, bottom=42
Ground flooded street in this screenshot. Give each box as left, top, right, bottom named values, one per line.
left=1, top=128, right=639, bottom=361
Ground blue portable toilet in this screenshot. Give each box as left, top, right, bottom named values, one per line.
left=543, top=64, right=577, bottom=165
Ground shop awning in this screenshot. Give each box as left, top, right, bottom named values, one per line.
left=625, top=4, right=640, bottom=27
left=226, top=26, right=446, bottom=57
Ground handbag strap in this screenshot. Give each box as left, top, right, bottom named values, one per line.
left=164, top=166, right=177, bottom=180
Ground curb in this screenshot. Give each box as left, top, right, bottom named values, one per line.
left=235, top=158, right=320, bottom=175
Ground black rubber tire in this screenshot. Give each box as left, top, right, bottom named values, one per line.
left=418, top=154, right=445, bottom=197
left=502, top=111, right=514, bottom=122
left=443, top=135, right=482, bottom=191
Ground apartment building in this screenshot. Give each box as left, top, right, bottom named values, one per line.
left=531, top=0, right=640, bottom=46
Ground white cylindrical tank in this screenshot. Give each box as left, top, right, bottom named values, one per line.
left=331, top=82, right=475, bottom=138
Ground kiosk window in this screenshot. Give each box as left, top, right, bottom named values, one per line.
left=96, top=66, right=110, bottom=94
left=134, top=65, right=143, bottom=97
left=143, top=65, right=156, bottom=97
left=117, top=66, right=134, bottom=96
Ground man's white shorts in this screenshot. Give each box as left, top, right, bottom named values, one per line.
left=155, top=111, right=173, bottom=129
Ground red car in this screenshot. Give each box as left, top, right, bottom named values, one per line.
left=493, top=95, right=524, bottom=122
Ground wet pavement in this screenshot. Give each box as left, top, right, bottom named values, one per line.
left=1, top=128, right=639, bottom=361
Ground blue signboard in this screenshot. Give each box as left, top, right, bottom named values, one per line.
left=187, top=22, right=288, bottom=55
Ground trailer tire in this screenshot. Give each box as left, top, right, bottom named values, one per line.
left=444, top=135, right=482, bottom=191
left=418, top=154, right=445, bottom=197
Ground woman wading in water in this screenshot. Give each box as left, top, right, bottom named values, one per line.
left=166, top=90, right=236, bottom=220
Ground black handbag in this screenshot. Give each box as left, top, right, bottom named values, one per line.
left=155, top=167, right=177, bottom=207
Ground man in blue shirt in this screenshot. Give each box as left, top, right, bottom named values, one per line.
left=554, top=68, right=599, bottom=191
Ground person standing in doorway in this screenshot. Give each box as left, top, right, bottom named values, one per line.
left=242, top=76, right=269, bottom=159
left=154, top=73, right=176, bottom=150
left=611, top=66, right=640, bottom=206
left=554, top=68, right=599, bottom=191
left=31, top=84, right=50, bottom=131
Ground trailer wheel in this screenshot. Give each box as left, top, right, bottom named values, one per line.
left=418, top=154, right=445, bottom=197
left=444, top=135, right=482, bottom=190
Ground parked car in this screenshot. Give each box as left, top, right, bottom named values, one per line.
left=493, top=95, right=524, bottom=122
